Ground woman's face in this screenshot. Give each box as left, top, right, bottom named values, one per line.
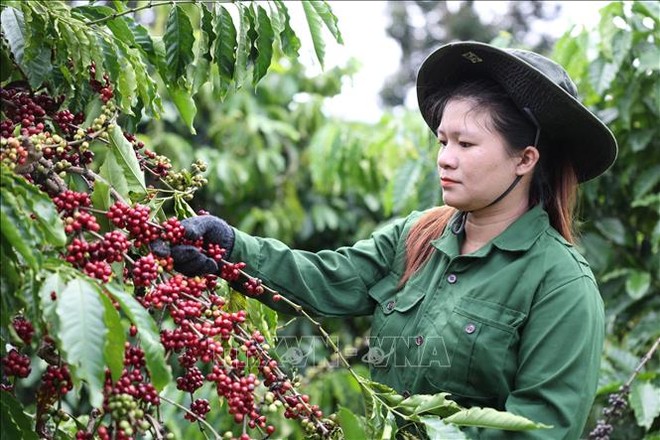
left=436, top=98, right=521, bottom=212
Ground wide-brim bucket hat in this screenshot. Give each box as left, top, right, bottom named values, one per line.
left=416, top=41, right=618, bottom=183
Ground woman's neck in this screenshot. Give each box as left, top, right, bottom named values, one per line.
left=461, top=199, right=530, bottom=254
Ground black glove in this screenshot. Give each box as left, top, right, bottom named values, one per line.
left=151, top=215, right=235, bottom=277
left=151, top=240, right=218, bottom=277
left=180, top=215, right=235, bottom=253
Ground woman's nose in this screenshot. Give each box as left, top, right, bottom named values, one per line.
left=437, top=144, right=456, bottom=169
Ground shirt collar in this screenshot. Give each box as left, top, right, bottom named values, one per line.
left=430, top=205, right=551, bottom=256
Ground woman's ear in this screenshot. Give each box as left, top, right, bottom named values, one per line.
left=516, top=146, right=540, bottom=176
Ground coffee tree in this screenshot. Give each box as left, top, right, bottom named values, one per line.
left=551, top=2, right=660, bottom=439
left=0, top=1, right=550, bottom=439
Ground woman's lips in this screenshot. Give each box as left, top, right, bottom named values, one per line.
left=441, top=177, right=459, bottom=187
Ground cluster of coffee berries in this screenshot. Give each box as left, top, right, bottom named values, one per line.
left=1, top=349, right=31, bottom=379
left=12, top=316, right=34, bottom=344
left=94, top=342, right=161, bottom=439
left=89, top=62, right=114, bottom=103
left=132, top=253, right=161, bottom=287
left=53, top=190, right=102, bottom=234
left=39, top=364, right=74, bottom=399
left=588, top=385, right=630, bottom=440
left=162, top=159, right=208, bottom=200
left=124, top=132, right=173, bottom=178
left=0, top=137, right=29, bottom=169
left=0, top=87, right=55, bottom=137
left=185, top=398, right=211, bottom=421
left=148, top=266, right=333, bottom=436
left=243, top=277, right=264, bottom=296
left=106, top=202, right=161, bottom=248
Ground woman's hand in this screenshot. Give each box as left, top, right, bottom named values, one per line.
left=151, top=215, right=235, bottom=277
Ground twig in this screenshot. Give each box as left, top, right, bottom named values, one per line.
left=624, top=336, right=660, bottom=389
left=84, top=1, right=201, bottom=26
left=145, top=414, right=164, bottom=440
left=159, top=395, right=222, bottom=440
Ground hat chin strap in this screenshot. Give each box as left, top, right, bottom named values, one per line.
left=450, top=175, right=523, bottom=235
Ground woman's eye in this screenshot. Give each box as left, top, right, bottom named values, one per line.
left=438, top=139, right=447, bottom=147
left=459, top=141, right=473, bottom=148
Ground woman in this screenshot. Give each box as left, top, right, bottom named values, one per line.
left=156, top=42, right=617, bottom=439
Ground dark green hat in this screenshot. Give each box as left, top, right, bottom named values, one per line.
left=416, top=41, right=618, bottom=182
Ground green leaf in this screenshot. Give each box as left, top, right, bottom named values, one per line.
left=74, top=26, right=92, bottom=72
left=234, top=2, right=250, bottom=90
left=99, top=292, right=126, bottom=382
left=338, top=406, right=367, bottom=440
left=308, top=1, right=343, bottom=44
left=0, top=6, right=51, bottom=88
left=0, top=390, right=39, bottom=440
left=72, top=4, right=114, bottom=21
left=98, top=36, right=119, bottom=82
left=173, top=194, right=197, bottom=219
left=121, top=43, right=159, bottom=117
left=392, top=160, right=422, bottom=214
left=629, top=129, right=654, bottom=153
left=108, top=124, right=147, bottom=197
left=273, top=0, right=301, bottom=58
left=126, top=17, right=157, bottom=59
left=168, top=85, right=197, bottom=135
left=107, top=15, right=138, bottom=48
left=213, top=5, right=237, bottom=81
left=408, top=393, right=462, bottom=418
left=164, top=5, right=195, bottom=83
left=626, top=270, right=651, bottom=300
left=91, top=179, right=112, bottom=213
left=114, top=40, right=138, bottom=114
left=56, top=278, right=107, bottom=408
left=444, top=406, right=552, bottom=430
left=39, top=271, right=67, bottom=324
left=610, top=29, right=632, bottom=70
left=0, top=45, right=13, bottom=82
left=253, top=5, right=274, bottom=85
left=245, top=297, right=278, bottom=344
left=111, top=0, right=126, bottom=12
left=99, top=147, right=130, bottom=200
left=421, top=416, right=467, bottom=440
left=1, top=241, right=23, bottom=328
left=589, top=57, right=618, bottom=95
left=7, top=171, right=65, bottom=247
left=21, top=3, right=48, bottom=66
left=634, top=165, right=660, bottom=200
left=595, top=218, right=627, bottom=246
left=301, top=1, right=326, bottom=68
left=106, top=284, right=171, bottom=390
left=200, top=3, right=215, bottom=62
left=637, top=42, right=660, bottom=72
left=1, top=190, right=39, bottom=270
left=630, top=381, right=660, bottom=430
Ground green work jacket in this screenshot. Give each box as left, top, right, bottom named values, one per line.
left=230, top=205, right=605, bottom=439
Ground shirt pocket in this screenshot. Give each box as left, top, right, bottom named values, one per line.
left=428, top=297, right=526, bottom=400
left=367, top=275, right=427, bottom=369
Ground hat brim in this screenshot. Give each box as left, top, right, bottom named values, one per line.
left=416, top=42, right=617, bottom=183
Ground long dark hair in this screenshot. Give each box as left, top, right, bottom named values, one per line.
left=400, top=79, right=578, bottom=286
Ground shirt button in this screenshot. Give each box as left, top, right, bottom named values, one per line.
left=447, top=273, right=457, bottom=284
left=402, top=390, right=411, bottom=398
left=465, top=323, right=476, bottom=334
left=415, top=335, right=424, bottom=346
left=386, top=301, right=395, bottom=311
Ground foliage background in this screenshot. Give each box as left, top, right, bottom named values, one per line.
left=1, top=0, right=658, bottom=439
